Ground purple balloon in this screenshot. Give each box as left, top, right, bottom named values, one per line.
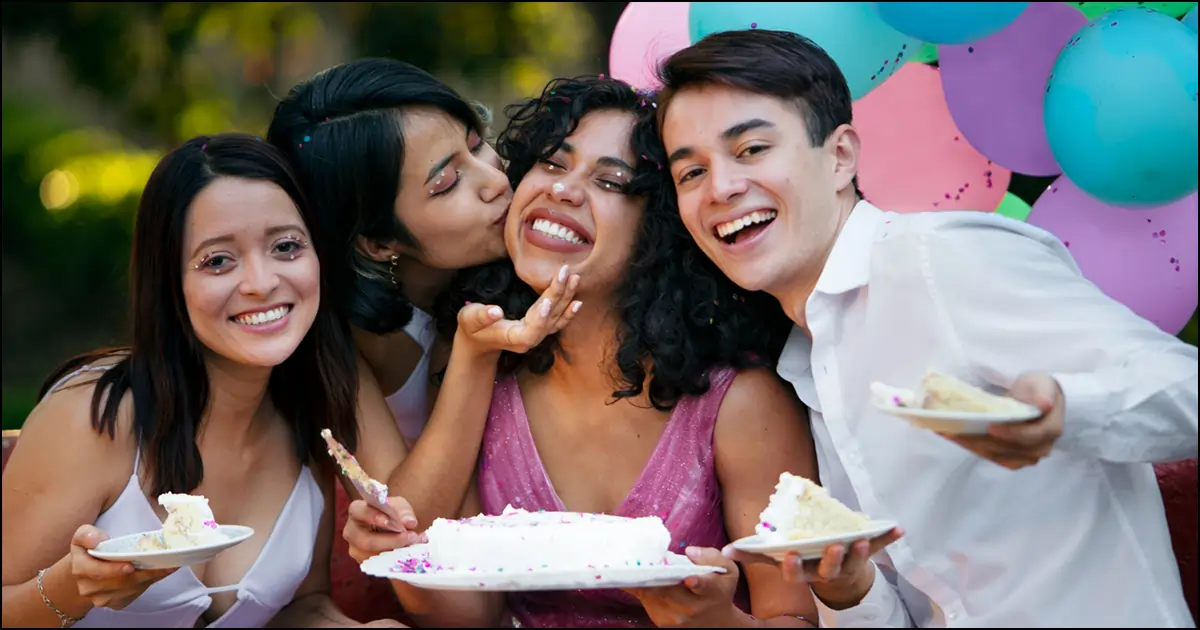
left=940, top=3, right=1087, bottom=176
left=1028, top=176, right=1198, bottom=334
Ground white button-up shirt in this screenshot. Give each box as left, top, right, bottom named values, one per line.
left=776, top=201, right=1197, bottom=628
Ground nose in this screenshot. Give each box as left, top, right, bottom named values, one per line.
left=548, top=176, right=585, bottom=207
left=476, top=146, right=512, bottom=204
left=705, top=162, right=749, bottom=206
left=237, top=254, right=281, bottom=297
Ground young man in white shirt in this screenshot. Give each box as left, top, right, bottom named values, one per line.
left=655, top=29, right=1198, bottom=627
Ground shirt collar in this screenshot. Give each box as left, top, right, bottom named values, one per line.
left=776, top=200, right=887, bottom=389
left=813, top=200, right=887, bottom=297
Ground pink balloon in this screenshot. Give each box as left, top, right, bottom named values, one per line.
left=853, top=64, right=1011, bottom=213
left=940, top=2, right=1087, bottom=176
left=1028, top=176, right=1198, bottom=334
left=608, top=2, right=692, bottom=91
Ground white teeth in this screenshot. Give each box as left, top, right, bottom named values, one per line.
left=234, top=306, right=290, bottom=326
left=531, top=218, right=586, bottom=245
left=715, top=210, right=778, bottom=239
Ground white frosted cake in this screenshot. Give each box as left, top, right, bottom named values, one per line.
left=137, top=493, right=225, bottom=551
left=423, top=505, right=672, bottom=572
left=872, top=370, right=1032, bottom=415
left=756, top=473, right=871, bottom=542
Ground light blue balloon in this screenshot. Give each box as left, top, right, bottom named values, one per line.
left=688, top=2, right=922, bottom=101
left=871, top=2, right=1030, bottom=44
left=1045, top=8, right=1199, bottom=206
left=1184, top=4, right=1198, bottom=32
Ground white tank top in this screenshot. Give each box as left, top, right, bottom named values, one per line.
left=385, top=306, right=437, bottom=442
left=46, top=365, right=324, bottom=628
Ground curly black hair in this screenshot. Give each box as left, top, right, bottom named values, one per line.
left=434, top=76, right=791, bottom=411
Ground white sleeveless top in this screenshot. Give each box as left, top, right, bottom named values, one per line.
left=385, top=307, right=437, bottom=442
left=46, top=365, right=324, bottom=628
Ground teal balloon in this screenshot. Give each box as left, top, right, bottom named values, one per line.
left=1044, top=8, right=1199, bottom=206
left=871, top=3, right=1030, bottom=44
left=688, top=2, right=921, bottom=100
left=1184, top=5, right=1198, bottom=31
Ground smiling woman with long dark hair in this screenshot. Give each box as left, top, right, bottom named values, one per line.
left=0, top=133, right=399, bottom=628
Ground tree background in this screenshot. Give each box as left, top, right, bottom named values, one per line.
left=2, top=2, right=1195, bottom=429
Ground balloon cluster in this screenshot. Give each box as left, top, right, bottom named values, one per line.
left=608, top=2, right=1197, bottom=333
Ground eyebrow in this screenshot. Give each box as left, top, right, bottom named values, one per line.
left=426, top=127, right=479, bottom=184
left=557, top=141, right=635, bottom=173
left=425, top=152, right=457, bottom=184
left=666, top=118, right=777, bottom=167
left=191, top=223, right=308, bottom=259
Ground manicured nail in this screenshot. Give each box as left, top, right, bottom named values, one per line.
left=541, top=299, right=552, bottom=317
left=488, top=306, right=503, bottom=319
left=571, top=301, right=582, bottom=313
left=558, top=265, right=569, bottom=282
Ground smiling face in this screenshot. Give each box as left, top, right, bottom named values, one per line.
left=387, top=107, right=513, bottom=270
left=182, top=177, right=320, bottom=368
left=506, top=109, right=644, bottom=296
left=661, top=84, right=860, bottom=295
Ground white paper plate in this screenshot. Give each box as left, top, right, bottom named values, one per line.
left=88, top=525, right=254, bottom=570
left=872, top=401, right=1041, bottom=435
left=361, top=544, right=725, bottom=591
left=730, top=520, right=898, bottom=562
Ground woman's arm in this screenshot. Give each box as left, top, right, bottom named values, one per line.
left=351, top=270, right=580, bottom=531
left=268, top=460, right=403, bottom=628
left=713, top=368, right=821, bottom=627
left=1, top=378, right=141, bottom=627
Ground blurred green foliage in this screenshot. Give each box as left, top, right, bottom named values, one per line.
left=1, top=2, right=1195, bottom=431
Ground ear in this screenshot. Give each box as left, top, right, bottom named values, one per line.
left=354, top=235, right=403, bottom=264
left=828, top=123, right=861, bottom=195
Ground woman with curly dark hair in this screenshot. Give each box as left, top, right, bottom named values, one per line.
left=345, top=77, right=820, bottom=628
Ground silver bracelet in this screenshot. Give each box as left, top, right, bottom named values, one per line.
left=36, top=568, right=81, bottom=628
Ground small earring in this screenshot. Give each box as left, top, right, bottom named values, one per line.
left=389, top=255, right=399, bottom=287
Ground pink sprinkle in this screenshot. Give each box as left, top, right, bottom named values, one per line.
left=750, top=22, right=758, bottom=28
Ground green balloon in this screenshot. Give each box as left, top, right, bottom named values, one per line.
left=995, top=192, right=1032, bottom=222
left=1072, top=2, right=1194, bottom=19
left=910, top=42, right=938, bottom=64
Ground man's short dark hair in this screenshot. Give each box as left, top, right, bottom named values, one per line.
left=656, top=29, right=854, bottom=149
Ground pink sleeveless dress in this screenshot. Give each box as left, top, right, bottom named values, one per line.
left=478, top=367, right=750, bottom=628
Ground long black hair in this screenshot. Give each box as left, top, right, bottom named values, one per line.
left=39, top=133, right=360, bottom=496
left=266, top=58, right=488, bottom=335
left=435, top=77, right=791, bottom=410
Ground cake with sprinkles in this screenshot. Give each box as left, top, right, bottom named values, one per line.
left=417, top=505, right=672, bottom=573
left=755, top=473, right=871, bottom=542
left=137, top=493, right=225, bottom=551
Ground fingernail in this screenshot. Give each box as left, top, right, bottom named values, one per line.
left=571, top=301, right=582, bottom=313
left=377, top=516, right=389, bottom=528
left=541, top=299, right=552, bottom=317
left=124, top=565, right=135, bottom=574
left=488, top=306, right=503, bottom=319
left=685, top=546, right=700, bottom=558
left=558, top=265, right=568, bottom=282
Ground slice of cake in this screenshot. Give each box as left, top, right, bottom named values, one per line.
left=921, top=372, right=1033, bottom=414
left=756, top=473, right=871, bottom=542
left=419, top=505, right=672, bottom=573
left=137, top=493, right=225, bottom=551
left=871, top=370, right=1032, bottom=415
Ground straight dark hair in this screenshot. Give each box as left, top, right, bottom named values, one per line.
left=38, top=133, right=360, bottom=496
left=267, top=58, right=487, bottom=335
left=656, top=29, right=862, bottom=195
